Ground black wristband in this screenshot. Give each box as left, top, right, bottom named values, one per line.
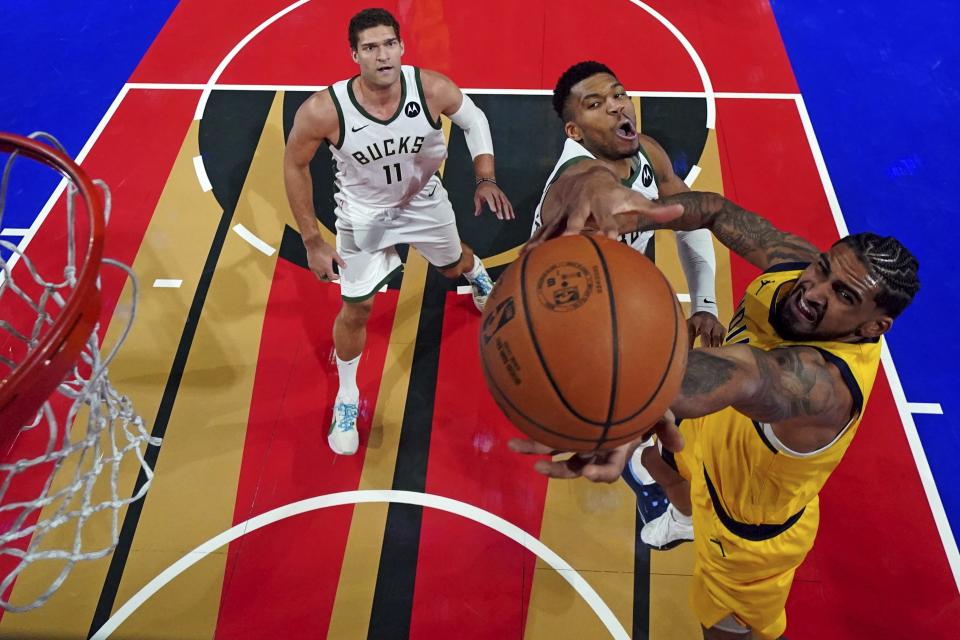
left=475, top=177, right=497, bottom=187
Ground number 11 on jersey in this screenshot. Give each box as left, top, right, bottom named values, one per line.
left=383, top=163, right=402, bottom=185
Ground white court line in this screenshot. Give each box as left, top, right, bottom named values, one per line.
left=90, top=490, right=629, bottom=640
left=4, top=85, right=131, bottom=275
left=676, top=293, right=691, bottom=303
left=684, top=165, right=702, bottom=188
left=232, top=224, right=275, bottom=256
left=457, top=285, right=472, bottom=295
left=192, top=155, right=213, bottom=192
left=194, top=0, right=312, bottom=120
left=152, top=279, right=183, bottom=289
left=127, top=82, right=799, bottom=101
left=796, top=95, right=960, bottom=593
left=0, top=228, right=29, bottom=236
left=625, top=0, right=716, bottom=129
left=908, top=403, right=944, bottom=415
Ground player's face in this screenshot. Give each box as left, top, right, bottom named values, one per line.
left=352, top=26, right=404, bottom=88
left=772, top=244, right=892, bottom=342
left=566, top=73, right=639, bottom=160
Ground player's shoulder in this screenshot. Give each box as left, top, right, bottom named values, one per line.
left=291, top=89, right=341, bottom=143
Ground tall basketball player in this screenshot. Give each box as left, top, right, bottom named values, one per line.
left=284, top=8, right=514, bottom=455
left=533, top=61, right=727, bottom=348
left=517, top=179, right=920, bottom=638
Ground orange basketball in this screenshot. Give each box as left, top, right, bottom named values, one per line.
left=479, top=234, right=688, bottom=452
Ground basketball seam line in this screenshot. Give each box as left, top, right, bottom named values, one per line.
left=586, top=235, right=618, bottom=448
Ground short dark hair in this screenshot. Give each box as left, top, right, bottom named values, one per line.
left=348, top=8, right=400, bottom=50
left=835, top=232, right=920, bottom=318
left=552, top=61, right=617, bottom=122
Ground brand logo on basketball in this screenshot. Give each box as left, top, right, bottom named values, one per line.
left=481, top=297, right=516, bottom=345
left=536, top=262, right=593, bottom=311
left=404, top=102, right=421, bottom=117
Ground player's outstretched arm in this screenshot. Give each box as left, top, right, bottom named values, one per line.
left=531, top=161, right=684, bottom=247
left=674, top=345, right=854, bottom=451
left=420, top=69, right=515, bottom=220
left=621, top=191, right=820, bottom=271
left=284, top=92, right=346, bottom=281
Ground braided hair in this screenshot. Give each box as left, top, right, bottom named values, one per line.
left=836, top=232, right=920, bottom=318
left=552, top=61, right=617, bottom=121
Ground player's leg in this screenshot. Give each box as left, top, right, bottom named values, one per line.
left=329, top=222, right=402, bottom=455
left=407, top=177, right=494, bottom=310
left=635, top=441, right=695, bottom=549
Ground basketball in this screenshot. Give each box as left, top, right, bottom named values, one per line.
left=479, top=234, right=688, bottom=452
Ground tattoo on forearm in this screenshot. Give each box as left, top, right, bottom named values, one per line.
left=661, top=192, right=819, bottom=268
left=682, top=350, right=738, bottom=397
left=752, top=347, right=835, bottom=421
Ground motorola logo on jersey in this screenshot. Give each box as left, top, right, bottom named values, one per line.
left=404, top=102, right=422, bottom=117
left=351, top=135, right=425, bottom=165
left=641, top=164, right=654, bottom=188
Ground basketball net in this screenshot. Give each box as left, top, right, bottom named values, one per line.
left=0, top=132, right=159, bottom=612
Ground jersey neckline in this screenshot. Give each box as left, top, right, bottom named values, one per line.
left=347, top=71, right=408, bottom=125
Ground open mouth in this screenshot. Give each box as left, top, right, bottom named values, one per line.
left=791, top=291, right=820, bottom=324
left=376, top=65, right=393, bottom=73
left=614, top=119, right=637, bottom=141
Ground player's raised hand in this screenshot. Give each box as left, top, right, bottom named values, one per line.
left=526, top=168, right=683, bottom=252
left=688, top=311, right=727, bottom=348
left=507, top=411, right=683, bottom=483
left=474, top=180, right=515, bottom=220
left=305, top=238, right=346, bottom=282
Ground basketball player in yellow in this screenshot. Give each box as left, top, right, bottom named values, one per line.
left=512, top=172, right=920, bottom=638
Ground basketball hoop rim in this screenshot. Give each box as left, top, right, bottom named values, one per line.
left=0, top=132, right=105, bottom=446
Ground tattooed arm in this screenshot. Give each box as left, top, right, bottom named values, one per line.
left=620, top=191, right=819, bottom=270
left=675, top=345, right=855, bottom=452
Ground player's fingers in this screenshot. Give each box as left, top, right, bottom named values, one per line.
left=533, top=458, right=584, bottom=479
left=654, top=414, right=684, bottom=453
left=508, top=437, right=554, bottom=456
left=483, top=191, right=500, bottom=217
left=687, top=318, right=700, bottom=349
left=474, top=193, right=483, bottom=216
left=501, top=194, right=516, bottom=220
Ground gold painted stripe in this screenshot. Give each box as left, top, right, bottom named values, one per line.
left=106, top=93, right=290, bottom=639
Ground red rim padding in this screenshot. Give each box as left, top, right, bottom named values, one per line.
left=0, top=133, right=104, bottom=457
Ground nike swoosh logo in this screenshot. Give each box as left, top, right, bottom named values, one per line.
left=702, top=298, right=715, bottom=304
left=351, top=124, right=370, bottom=132
left=428, top=185, right=437, bottom=197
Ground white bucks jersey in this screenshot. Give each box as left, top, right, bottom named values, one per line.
left=328, top=65, right=447, bottom=213
left=531, top=138, right=659, bottom=251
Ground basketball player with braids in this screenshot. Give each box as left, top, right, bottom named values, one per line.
left=514, top=179, right=920, bottom=638
left=534, top=61, right=726, bottom=348
left=285, top=8, right=513, bottom=455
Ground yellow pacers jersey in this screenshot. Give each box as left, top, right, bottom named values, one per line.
left=691, top=262, right=882, bottom=525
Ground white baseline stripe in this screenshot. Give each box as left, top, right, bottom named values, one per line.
left=152, top=279, right=183, bottom=289
left=194, top=0, right=312, bottom=120
left=192, top=156, right=213, bottom=192
left=908, top=403, right=944, bottom=416
left=0, top=228, right=29, bottom=236
left=232, top=224, right=276, bottom=256
left=5, top=85, right=131, bottom=274
left=684, top=165, right=702, bottom=188
left=127, top=82, right=798, bottom=101
left=796, top=95, right=960, bottom=593
left=676, top=293, right=691, bottom=303
left=91, top=490, right=629, bottom=640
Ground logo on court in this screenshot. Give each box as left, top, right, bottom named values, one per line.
left=537, top=262, right=593, bottom=311
left=404, top=102, right=422, bottom=117
left=641, top=164, right=654, bottom=188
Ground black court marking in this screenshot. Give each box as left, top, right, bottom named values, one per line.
left=88, top=89, right=275, bottom=638
left=633, top=509, right=652, bottom=640
left=367, top=267, right=449, bottom=639
left=638, top=97, right=709, bottom=181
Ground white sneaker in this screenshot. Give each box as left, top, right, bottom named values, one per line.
left=640, top=503, right=694, bottom=550
left=328, top=400, right=359, bottom=455
left=467, top=267, right=495, bottom=311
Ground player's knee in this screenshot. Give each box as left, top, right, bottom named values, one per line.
left=339, top=299, right=373, bottom=327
